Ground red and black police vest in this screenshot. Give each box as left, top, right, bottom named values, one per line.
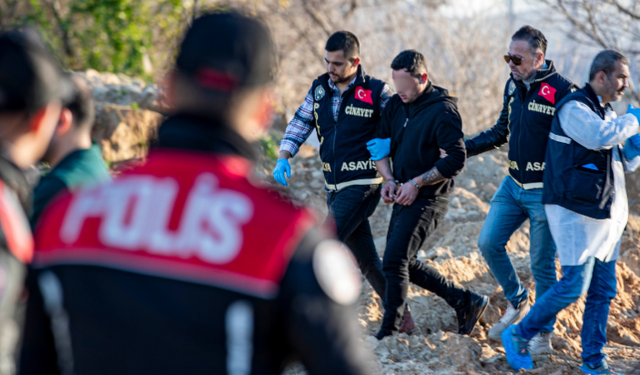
left=34, top=150, right=315, bottom=299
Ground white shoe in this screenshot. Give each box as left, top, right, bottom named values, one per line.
left=528, top=332, right=553, bottom=355
left=487, top=299, right=530, bottom=340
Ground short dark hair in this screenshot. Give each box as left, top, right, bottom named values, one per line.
left=390, top=50, right=428, bottom=78
left=174, top=11, right=275, bottom=121
left=0, top=28, right=63, bottom=115
left=512, top=25, right=547, bottom=55
left=325, top=31, right=360, bottom=61
left=64, top=75, right=95, bottom=130
left=589, top=50, right=629, bottom=81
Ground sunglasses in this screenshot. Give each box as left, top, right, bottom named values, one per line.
left=503, top=54, right=523, bottom=66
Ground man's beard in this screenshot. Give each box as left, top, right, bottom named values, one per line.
left=330, top=74, right=350, bottom=84
left=511, top=67, right=535, bottom=82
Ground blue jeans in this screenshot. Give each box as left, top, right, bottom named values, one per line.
left=326, top=184, right=386, bottom=299
left=477, top=177, right=558, bottom=332
left=515, top=258, right=617, bottom=367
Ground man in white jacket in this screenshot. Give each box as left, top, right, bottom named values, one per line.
left=502, top=50, right=640, bottom=375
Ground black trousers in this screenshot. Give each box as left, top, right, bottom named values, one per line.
left=325, top=184, right=387, bottom=299
left=380, top=195, right=470, bottom=335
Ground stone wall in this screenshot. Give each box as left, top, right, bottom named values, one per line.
left=76, top=70, right=164, bottom=164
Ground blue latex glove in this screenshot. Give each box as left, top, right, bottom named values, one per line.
left=626, top=104, right=640, bottom=122
left=366, top=138, right=391, bottom=161
left=623, top=134, right=640, bottom=160
left=272, top=159, right=291, bottom=186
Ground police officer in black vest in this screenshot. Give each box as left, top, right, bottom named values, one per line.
left=464, top=26, right=576, bottom=353
left=273, top=31, right=416, bottom=332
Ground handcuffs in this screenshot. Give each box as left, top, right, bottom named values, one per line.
left=386, top=178, right=420, bottom=199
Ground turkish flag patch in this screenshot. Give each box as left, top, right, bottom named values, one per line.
left=355, top=86, right=373, bottom=105
left=539, top=83, right=557, bottom=105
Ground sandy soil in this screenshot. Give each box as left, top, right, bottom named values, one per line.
left=262, top=148, right=640, bottom=375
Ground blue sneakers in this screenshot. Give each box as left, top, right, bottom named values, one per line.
left=579, top=362, right=624, bottom=375
left=501, top=325, right=533, bottom=371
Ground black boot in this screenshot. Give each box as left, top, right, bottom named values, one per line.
left=456, top=292, right=489, bottom=335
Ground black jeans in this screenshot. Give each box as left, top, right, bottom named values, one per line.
left=380, top=195, right=470, bottom=335
left=325, top=184, right=386, bottom=299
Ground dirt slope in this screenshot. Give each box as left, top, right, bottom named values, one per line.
left=264, top=149, right=640, bottom=375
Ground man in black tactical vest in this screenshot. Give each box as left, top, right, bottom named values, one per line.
left=273, top=32, right=415, bottom=332
left=464, top=26, right=576, bottom=353
left=502, top=50, right=639, bottom=375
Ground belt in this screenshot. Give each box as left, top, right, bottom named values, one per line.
left=509, top=174, right=543, bottom=190
left=325, top=177, right=384, bottom=191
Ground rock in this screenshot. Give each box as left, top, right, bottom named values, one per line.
left=466, top=179, right=477, bottom=189
left=309, top=179, right=324, bottom=189
left=481, top=182, right=497, bottom=196
left=450, top=196, right=461, bottom=208
left=423, top=249, right=438, bottom=260
left=92, top=104, right=162, bottom=163
left=621, top=248, right=640, bottom=278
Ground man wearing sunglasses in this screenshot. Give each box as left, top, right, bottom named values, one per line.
left=464, top=25, right=576, bottom=353
left=273, top=31, right=416, bottom=333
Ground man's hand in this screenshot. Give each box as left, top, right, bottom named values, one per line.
left=624, top=134, right=640, bottom=160
left=366, top=138, right=391, bottom=161
left=381, top=180, right=397, bottom=204
left=273, top=159, right=291, bottom=186
left=395, top=182, right=419, bottom=206
left=439, top=148, right=447, bottom=159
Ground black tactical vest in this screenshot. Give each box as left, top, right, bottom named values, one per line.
left=310, top=67, right=385, bottom=188
left=543, top=84, right=615, bottom=219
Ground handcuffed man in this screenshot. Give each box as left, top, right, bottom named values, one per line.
left=372, top=50, right=488, bottom=340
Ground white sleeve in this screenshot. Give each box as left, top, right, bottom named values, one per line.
left=620, top=145, right=640, bottom=173
left=558, top=101, right=639, bottom=151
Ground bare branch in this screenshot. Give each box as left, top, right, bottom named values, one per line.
left=47, top=0, right=75, bottom=65
left=612, top=0, right=640, bottom=20
left=300, top=0, right=333, bottom=37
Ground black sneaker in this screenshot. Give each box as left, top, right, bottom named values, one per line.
left=456, top=292, right=489, bottom=335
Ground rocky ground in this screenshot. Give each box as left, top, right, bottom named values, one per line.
left=80, top=71, right=640, bottom=375
left=260, top=149, right=640, bottom=375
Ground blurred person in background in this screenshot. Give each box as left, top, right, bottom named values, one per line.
left=503, top=50, right=639, bottom=375
left=30, top=74, right=111, bottom=228
left=20, top=11, right=374, bottom=375
left=0, top=28, right=64, bottom=372
left=464, top=25, right=576, bottom=353
left=273, top=30, right=416, bottom=333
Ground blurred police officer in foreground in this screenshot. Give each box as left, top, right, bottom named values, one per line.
left=20, top=12, right=373, bottom=375
left=0, top=28, right=64, bottom=372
